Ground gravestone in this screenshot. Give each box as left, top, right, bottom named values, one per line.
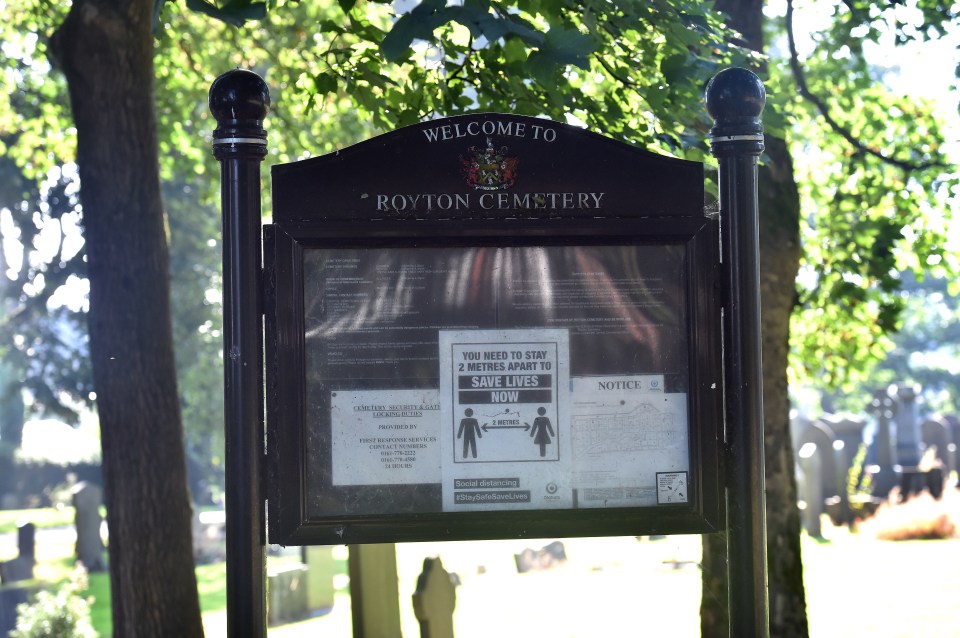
left=822, top=416, right=866, bottom=468
left=944, top=415, right=960, bottom=477
left=302, top=545, right=336, bottom=614
left=514, top=540, right=568, bottom=573
left=866, top=390, right=899, bottom=497
left=192, top=510, right=226, bottom=564
left=819, top=415, right=866, bottom=525
left=891, top=384, right=922, bottom=468
left=789, top=414, right=811, bottom=453
left=795, top=420, right=837, bottom=505
left=16, top=523, right=34, bottom=565
left=0, top=523, right=35, bottom=584
left=413, top=557, right=456, bottom=638
left=797, top=442, right=823, bottom=537
left=71, top=482, right=106, bottom=572
left=267, top=563, right=309, bottom=626
left=921, top=417, right=952, bottom=475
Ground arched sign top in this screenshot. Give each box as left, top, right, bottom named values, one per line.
left=271, top=113, right=704, bottom=224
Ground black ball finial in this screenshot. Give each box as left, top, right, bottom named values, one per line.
left=705, top=67, right=765, bottom=122
left=209, top=68, right=270, bottom=124
left=706, top=68, right=765, bottom=156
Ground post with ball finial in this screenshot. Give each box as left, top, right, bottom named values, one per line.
left=210, top=68, right=270, bottom=638
left=706, top=67, right=770, bottom=637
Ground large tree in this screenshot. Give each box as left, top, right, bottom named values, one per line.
left=47, top=0, right=204, bottom=635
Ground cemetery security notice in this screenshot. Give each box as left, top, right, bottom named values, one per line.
left=330, top=389, right=441, bottom=486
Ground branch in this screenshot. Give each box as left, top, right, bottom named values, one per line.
left=446, top=33, right=475, bottom=88
left=785, top=0, right=948, bottom=172
left=594, top=55, right=636, bottom=88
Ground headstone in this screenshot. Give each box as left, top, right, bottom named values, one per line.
left=819, top=415, right=867, bottom=525
left=302, top=545, right=336, bottom=614
left=267, top=563, right=309, bottom=626
left=0, top=557, right=33, bottom=585
left=0, top=523, right=35, bottom=584
left=789, top=413, right=812, bottom=455
left=822, top=415, right=866, bottom=469
left=944, top=414, right=960, bottom=477
left=412, top=557, right=456, bottom=638
left=71, top=482, right=106, bottom=572
left=891, top=384, right=922, bottom=468
left=17, top=523, right=35, bottom=564
left=796, top=421, right=837, bottom=504
left=797, top=442, right=823, bottom=537
left=921, top=417, right=952, bottom=475
left=192, top=510, right=226, bottom=563
left=514, top=540, right=567, bottom=573
left=866, top=390, right=899, bottom=497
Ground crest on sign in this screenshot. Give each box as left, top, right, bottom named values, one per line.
left=462, top=137, right=518, bottom=190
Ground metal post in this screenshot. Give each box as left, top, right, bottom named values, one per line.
left=706, top=67, right=770, bottom=636
left=210, top=69, right=270, bottom=638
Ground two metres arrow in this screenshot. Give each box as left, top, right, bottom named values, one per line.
left=481, top=423, right=531, bottom=433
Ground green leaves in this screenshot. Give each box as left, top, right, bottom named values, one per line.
left=379, top=0, right=598, bottom=80
left=184, top=0, right=266, bottom=26
left=786, top=57, right=958, bottom=392
left=380, top=0, right=451, bottom=61
left=313, top=72, right=338, bottom=96
left=538, top=26, right=596, bottom=67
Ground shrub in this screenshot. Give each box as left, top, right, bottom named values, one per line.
left=859, top=487, right=959, bottom=541
left=11, top=569, right=95, bottom=638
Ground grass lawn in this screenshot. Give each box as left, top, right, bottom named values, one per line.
left=0, top=507, right=77, bottom=535
left=81, top=563, right=227, bottom=636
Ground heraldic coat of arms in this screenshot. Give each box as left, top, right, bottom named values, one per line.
left=462, top=137, right=519, bottom=191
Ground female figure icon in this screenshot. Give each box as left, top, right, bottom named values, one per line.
left=528, top=407, right=555, bottom=457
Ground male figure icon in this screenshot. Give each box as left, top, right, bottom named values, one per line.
left=457, top=408, right=483, bottom=459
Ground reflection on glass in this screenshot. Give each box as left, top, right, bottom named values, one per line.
left=304, top=245, right=685, bottom=382
left=301, top=244, right=689, bottom=517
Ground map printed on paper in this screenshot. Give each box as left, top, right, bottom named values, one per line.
left=570, top=376, right=688, bottom=507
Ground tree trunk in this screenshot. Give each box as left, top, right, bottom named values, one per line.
left=702, top=1, right=808, bottom=636
left=50, top=1, right=204, bottom=636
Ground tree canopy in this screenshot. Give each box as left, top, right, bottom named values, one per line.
left=3, top=0, right=954, bottom=425
left=782, top=0, right=958, bottom=397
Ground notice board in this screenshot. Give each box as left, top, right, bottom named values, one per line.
left=264, top=113, right=723, bottom=545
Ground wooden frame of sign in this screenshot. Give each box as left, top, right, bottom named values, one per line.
left=264, top=114, right=724, bottom=546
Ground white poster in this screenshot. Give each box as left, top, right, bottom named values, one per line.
left=330, top=389, right=441, bottom=486
left=570, top=375, right=688, bottom=507
left=439, top=329, right=571, bottom=511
